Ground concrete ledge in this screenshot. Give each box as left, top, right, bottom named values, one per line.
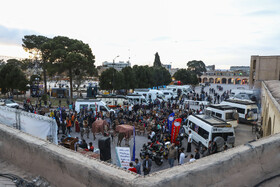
left=1, top=123, right=280, bottom=186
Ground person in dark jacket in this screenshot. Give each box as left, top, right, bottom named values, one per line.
left=194, top=148, right=200, bottom=159
left=142, top=155, right=152, bottom=176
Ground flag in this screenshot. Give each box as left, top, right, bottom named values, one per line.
left=171, top=118, right=182, bottom=144
left=132, top=126, right=136, bottom=161
left=167, top=113, right=175, bottom=134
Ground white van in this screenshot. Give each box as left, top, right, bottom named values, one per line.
left=134, top=89, right=166, bottom=102
left=161, top=90, right=174, bottom=100
left=166, top=85, right=192, bottom=98
left=230, top=89, right=254, bottom=98
left=75, top=99, right=115, bottom=114
left=205, top=104, right=239, bottom=128
left=220, top=99, right=258, bottom=124
left=96, top=95, right=128, bottom=108
left=184, top=114, right=235, bottom=150
left=126, top=94, right=148, bottom=105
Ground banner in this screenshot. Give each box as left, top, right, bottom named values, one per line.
left=167, top=113, right=175, bottom=134
left=115, top=147, right=130, bottom=169
left=171, top=118, right=182, bottom=144
left=0, top=106, right=58, bottom=144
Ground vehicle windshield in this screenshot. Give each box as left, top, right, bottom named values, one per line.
left=5, top=100, right=15, bottom=104
left=248, top=108, right=258, bottom=114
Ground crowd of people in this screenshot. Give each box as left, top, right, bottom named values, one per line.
left=30, top=85, right=236, bottom=175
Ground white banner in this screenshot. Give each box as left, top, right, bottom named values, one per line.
left=115, top=147, right=130, bottom=169
left=0, top=106, right=17, bottom=126
left=0, top=106, right=57, bottom=144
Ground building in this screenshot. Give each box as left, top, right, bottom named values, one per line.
left=206, top=65, right=215, bottom=71
left=249, top=55, right=280, bottom=89
left=162, top=64, right=171, bottom=71
left=261, top=80, right=280, bottom=136
left=230, top=66, right=250, bottom=75
left=97, top=60, right=131, bottom=75
left=199, top=69, right=249, bottom=85
left=102, top=61, right=131, bottom=70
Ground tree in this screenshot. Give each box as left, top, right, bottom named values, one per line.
left=174, top=69, right=199, bottom=85
left=153, top=52, right=162, bottom=67
left=187, top=60, right=206, bottom=76
left=0, top=62, right=28, bottom=96
left=99, top=68, right=116, bottom=90
left=121, top=67, right=136, bottom=90
left=42, top=36, right=95, bottom=100
left=22, top=35, right=51, bottom=95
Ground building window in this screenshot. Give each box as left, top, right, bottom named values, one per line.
left=253, top=60, right=256, bottom=69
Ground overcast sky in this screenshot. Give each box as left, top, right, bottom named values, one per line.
left=0, top=0, right=280, bottom=69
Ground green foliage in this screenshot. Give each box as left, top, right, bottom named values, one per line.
left=153, top=52, right=162, bottom=67
left=173, top=69, right=198, bottom=85
left=99, top=65, right=172, bottom=90
left=187, top=60, right=206, bottom=76
left=0, top=62, right=28, bottom=94
left=41, top=36, right=95, bottom=98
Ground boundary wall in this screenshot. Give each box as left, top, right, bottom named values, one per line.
left=0, top=123, right=280, bottom=187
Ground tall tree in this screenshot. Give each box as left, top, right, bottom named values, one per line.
left=121, top=67, right=136, bottom=90
left=0, top=62, right=28, bottom=96
left=153, top=52, right=162, bottom=67
left=187, top=60, right=206, bottom=76
left=22, top=35, right=51, bottom=95
left=42, top=36, right=95, bottom=100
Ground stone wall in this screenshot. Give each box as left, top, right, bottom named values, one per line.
left=1, top=123, right=280, bottom=186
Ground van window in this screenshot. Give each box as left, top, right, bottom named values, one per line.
left=198, top=127, right=209, bottom=139
left=211, top=111, right=216, bottom=116
left=225, top=112, right=234, bottom=120
left=80, top=104, right=88, bottom=110
left=89, top=104, right=96, bottom=111
left=100, top=106, right=107, bottom=112
left=248, top=108, right=258, bottom=113
left=216, top=113, right=222, bottom=118
left=236, top=108, right=245, bottom=114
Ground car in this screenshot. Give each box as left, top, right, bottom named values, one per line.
left=1, top=99, right=19, bottom=109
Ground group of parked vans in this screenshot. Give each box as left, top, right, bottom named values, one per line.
left=183, top=96, right=259, bottom=152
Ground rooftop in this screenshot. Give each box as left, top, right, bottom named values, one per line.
left=264, top=80, right=280, bottom=106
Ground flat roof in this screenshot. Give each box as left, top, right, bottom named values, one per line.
left=264, top=80, right=280, bottom=106
left=208, top=105, right=236, bottom=111
left=192, top=114, right=229, bottom=126
left=224, top=99, right=256, bottom=105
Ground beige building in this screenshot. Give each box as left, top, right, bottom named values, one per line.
left=261, top=80, right=280, bottom=136
left=249, top=55, right=280, bottom=89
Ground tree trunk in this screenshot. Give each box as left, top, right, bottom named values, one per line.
left=69, top=68, right=73, bottom=102
left=43, top=62, right=47, bottom=95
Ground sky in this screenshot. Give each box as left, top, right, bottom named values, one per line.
left=0, top=0, right=280, bottom=69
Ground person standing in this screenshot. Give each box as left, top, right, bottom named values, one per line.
left=194, top=148, right=200, bottom=159
left=142, top=155, right=152, bottom=176
left=179, top=148, right=186, bottom=165
left=187, top=130, right=192, bottom=153
left=135, top=158, right=141, bottom=175
left=168, top=143, right=177, bottom=168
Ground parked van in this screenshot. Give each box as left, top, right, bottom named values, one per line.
left=184, top=114, right=235, bottom=151
left=205, top=104, right=239, bottom=128
left=229, top=89, right=254, bottom=98
left=126, top=94, right=148, bottom=105
left=75, top=99, right=115, bottom=114
left=220, top=99, right=258, bottom=124
left=134, top=89, right=166, bottom=102
left=166, top=85, right=192, bottom=98
left=96, top=95, right=128, bottom=108
left=161, top=90, right=174, bottom=100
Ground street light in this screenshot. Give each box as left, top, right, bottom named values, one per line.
left=112, top=55, right=119, bottom=93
